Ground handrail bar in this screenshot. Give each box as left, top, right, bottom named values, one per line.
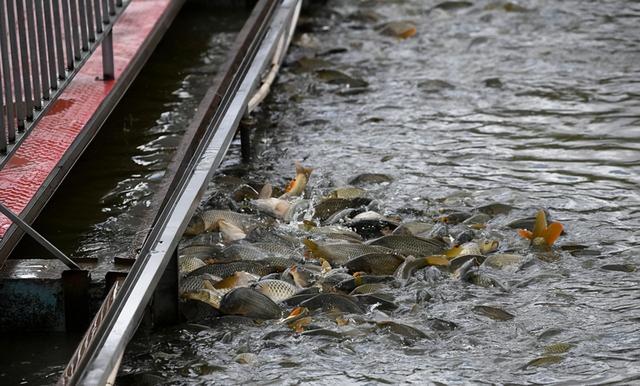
left=0, top=0, right=131, bottom=164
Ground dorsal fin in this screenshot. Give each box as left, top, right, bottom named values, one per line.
left=259, top=183, right=273, bottom=199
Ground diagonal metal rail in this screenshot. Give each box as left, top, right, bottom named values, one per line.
left=0, top=202, right=80, bottom=270
left=67, top=0, right=301, bottom=384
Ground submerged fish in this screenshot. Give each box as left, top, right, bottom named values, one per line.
left=288, top=265, right=319, bottom=288
left=522, top=355, right=564, bottom=369
left=348, top=173, right=393, bottom=185
left=349, top=283, right=388, bottom=295
left=178, top=244, right=221, bottom=260
left=376, top=320, right=428, bottom=339
left=472, top=305, right=514, bottom=321
left=377, top=21, right=417, bottom=39
left=327, top=187, right=368, bottom=199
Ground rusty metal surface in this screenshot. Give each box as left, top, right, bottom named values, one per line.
left=0, top=259, right=68, bottom=331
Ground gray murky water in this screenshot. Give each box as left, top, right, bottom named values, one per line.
left=121, top=0, right=640, bottom=384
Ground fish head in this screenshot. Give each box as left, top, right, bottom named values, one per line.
left=184, top=215, right=206, bottom=236
left=480, top=239, right=499, bottom=254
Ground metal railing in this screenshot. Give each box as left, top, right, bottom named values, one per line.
left=0, top=0, right=129, bottom=157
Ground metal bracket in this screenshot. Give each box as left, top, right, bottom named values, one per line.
left=0, top=202, right=80, bottom=270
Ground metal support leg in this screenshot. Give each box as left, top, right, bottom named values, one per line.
left=149, top=249, right=179, bottom=326
left=102, top=30, right=115, bottom=80
left=0, top=202, right=80, bottom=270
left=240, top=116, right=253, bottom=162
left=62, top=269, right=91, bottom=331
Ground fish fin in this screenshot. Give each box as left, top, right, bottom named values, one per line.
left=532, top=209, right=548, bottom=238
left=274, top=200, right=291, bottom=218
left=259, top=183, right=273, bottom=199
left=424, top=255, right=450, bottom=267
left=302, top=239, right=319, bottom=255
left=518, top=229, right=534, bottom=240
left=202, top=280, right=215, bottom=291
left=302, top=220, right=317, bottom=230
left=445, top=244, right=462, bottom=258
left=399, top=27, right=417, bottom=39
left=295, top=160, right=313, bottom=178
left=213, top=274, right=237, bottom=289
left=543, top=222, right=563, bottom=246
left=320, top=259, right=332, bottom=272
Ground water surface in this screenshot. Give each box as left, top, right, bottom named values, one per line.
left=122, top=0, right=639, bottom=384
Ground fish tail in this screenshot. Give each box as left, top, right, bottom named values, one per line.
left=295, top=160, right=314, bottom=177
left=543, top=222, right=563, bottom=246
left=259, top=183, right=273, bottom=199
left=532, top=209, right=548, bottom=238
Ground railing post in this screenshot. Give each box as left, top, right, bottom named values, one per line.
left=15, top=0, right=35, bottom=119
left=6, top=0, right=26, bottom=131
left=102, top=30, right=115, bottom=80
left=25, top=0, right=43, bottom=109
left=0, top=0, right=15, bottom=142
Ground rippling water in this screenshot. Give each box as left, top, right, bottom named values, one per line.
left=123, top=0, right=639, bottom=384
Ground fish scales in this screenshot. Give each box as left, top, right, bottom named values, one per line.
left=179, top=256, right=206, bottom=275
left=222, top=244, right=269, bottom=261
left=305, top=239, right=391, bottom=266
left=186, top=261, right=275, bottom=279
left=344, top=253, right=404, bottom=275
left=368, top=235, right=447, bottom=256
left=299, top=293, right=365, bottom=314
left=254, top=279, right=299, bottom=302
left=313, top=197, right=372, bottom=221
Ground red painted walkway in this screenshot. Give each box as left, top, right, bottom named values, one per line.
left=0, top=0, right=173, bottom=237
